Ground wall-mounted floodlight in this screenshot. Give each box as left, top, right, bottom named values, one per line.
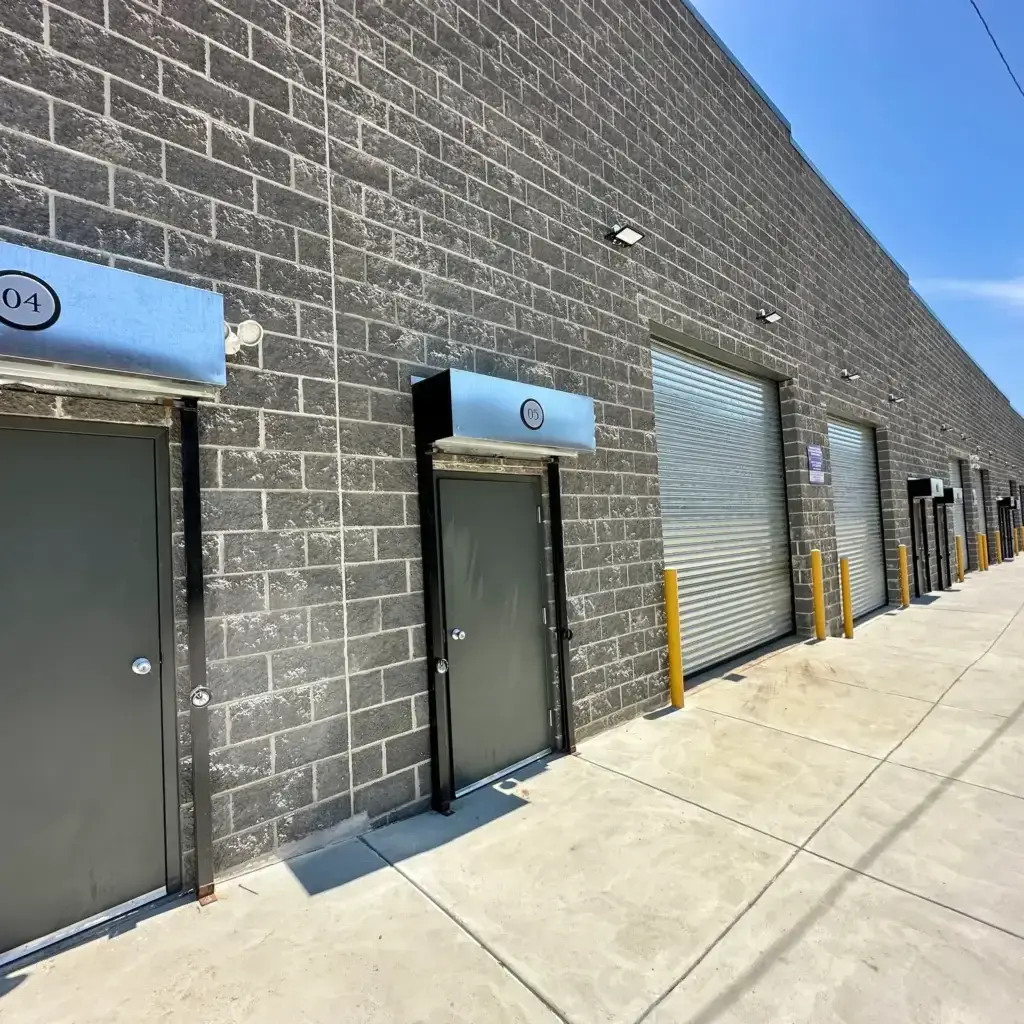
left=840, top=369, right=861, bottom=382
left=757, top=308, right=782, bottom=324
left=960, top=433, right=968, bottom=441
left=888, top=393, right=905, bottom=405
left=225, top=319, right=264, bottom=356
left=940, top=424, right=950, bottom=432
left=605, top=223, right=644, bottom=247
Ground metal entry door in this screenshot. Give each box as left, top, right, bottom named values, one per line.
left=653, top=347, right=793, bottom=673
left=828, top=420, right=888, bottom=617
left=0, top=422, right=172, bottom=964
left=439, top=476, right=552, bottom=793
left=950, top=460, right=968, bottom=566
left=975, top=469, right=989, bottom=536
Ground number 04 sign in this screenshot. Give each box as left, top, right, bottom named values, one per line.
left=0, top=269, right=61, bottom=331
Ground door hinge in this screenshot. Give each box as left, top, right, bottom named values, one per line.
left=549, top=709, right=554, bottom=727
left=537, top=505, right=542, bottom=523
left=542, top=606, right=548, bottom=624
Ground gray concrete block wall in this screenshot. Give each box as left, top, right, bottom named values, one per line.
left=1, top=0, right=1023, bottom=878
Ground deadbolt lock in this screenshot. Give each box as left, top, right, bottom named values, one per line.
left=435, top=658, right=449, bottom=675
left=450, top=628, right=466, bottom=640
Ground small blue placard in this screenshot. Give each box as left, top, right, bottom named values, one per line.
left=808, top=444, right=825, bottom=484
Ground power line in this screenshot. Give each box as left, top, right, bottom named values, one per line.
left=969, top=0, right=1024, bottom=101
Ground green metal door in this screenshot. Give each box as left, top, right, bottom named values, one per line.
left=0, top=423, right=171, bottom=965
left=439, top=476, right=553, bottom=794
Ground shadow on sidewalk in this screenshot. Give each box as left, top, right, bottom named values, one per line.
left=659, top=607, right=1024, bottom=1024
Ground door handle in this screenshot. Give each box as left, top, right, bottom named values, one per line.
left=450, top=628, right=466, bottom=640
left=132, top=657, right=152, bottom=675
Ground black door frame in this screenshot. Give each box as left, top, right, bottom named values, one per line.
left=0, top=414, right=182, bottom=897
left=415, top=452, right=576, bottom=813
left=908, top=491, right=932, bottom=597
left=997, top=501, right=1015, bottom=561
left=932, top=499, right=951, bottom=589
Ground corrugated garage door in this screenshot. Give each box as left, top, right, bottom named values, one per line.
left=949, top=459, right=968, bottom=553
left=828, top=419, right=887, bottom=617
left=653, top=346, right=793, bottom=674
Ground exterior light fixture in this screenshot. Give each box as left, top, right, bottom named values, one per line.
left=960, top=433, right=968, bottom=441
left=224, top=319, right=264, bottom=355
left=757, top=308, right=782, bottom=324
left=605, top=223, right=644, bottom=247
left=940, top=424, right=950, bottom=432
left=889, top=393, right=905, bottom=405
left=840, top=369, right=861, bottom=382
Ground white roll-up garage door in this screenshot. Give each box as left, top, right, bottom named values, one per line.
left=653, top=346, right=793, bottom=674
left=828, top=419, right=887, bottom=617
left=949, top=460, right=968, bottom=550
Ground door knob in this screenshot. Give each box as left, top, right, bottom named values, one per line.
left=450, top=628, right=466, bottom=640
left=132, top=657, right=152, bottom=675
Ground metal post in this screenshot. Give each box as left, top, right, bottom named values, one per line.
left=810, top=549, right=826, bottom=640
left=898, top=544, right=910, bottom=607
left=941, top=506, right=953, bottom=587
left=932, top=500, right=946, bottom=590
left=955, top=535, right=965, bottom=583
left=414, top=441, right=454, bottom=813
left=908, top=487, right=921, bottom=598
left=839, top=557, right=854, bottom=638
left=663, top=568, right=684, bottom=708
left=180, top=399, right=214, bottom=900
left=547, top=460, right=577, bottom=753
left=920, top=500, right=932, bottom=592
left=995, top=529, right=1003, bottom=564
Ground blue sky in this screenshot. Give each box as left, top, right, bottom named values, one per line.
left=690, top=0, right=1024, bottom=411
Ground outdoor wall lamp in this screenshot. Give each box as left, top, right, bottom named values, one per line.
left=940, top=424, right=951, bottom=431
left=889, top=393, right=905, bottom=405
left=224, top=319, right=264, bottom=355
left=840, top=369, right=861, bottom=381
left=757, top=308, right=782, bottom=324
left=605, top=223, right=644, bottom=247
left=961, top=433, right=968, bottom=441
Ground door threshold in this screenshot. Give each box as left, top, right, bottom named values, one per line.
left=0, top=885, right=167, bottom=969
left=456, top=748, right=553, bottom=799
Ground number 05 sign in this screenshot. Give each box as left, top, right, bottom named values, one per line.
left=0, top=270, right=61, bottom=331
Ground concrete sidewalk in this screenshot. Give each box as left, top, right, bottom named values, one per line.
left=5, top=565, right=1024, bottom=1023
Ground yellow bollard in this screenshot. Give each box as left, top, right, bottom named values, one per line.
left=955, top=535, right=964, bottom=583
left=898, top=544, right=910, bottom=607
left=995, top=530, right=1003, bottom=564
left=839, top=556, right=854, bottom=638
left=663, top=568, right=684, bottom=708
left=980, top=534, right=989, bottom=571
left=811, top=549, right=826, bottom=640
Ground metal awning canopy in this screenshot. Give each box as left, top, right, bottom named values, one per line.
left=0, top=241, right=225, bottom=399
left=412, top=368, right=596, bottom=459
